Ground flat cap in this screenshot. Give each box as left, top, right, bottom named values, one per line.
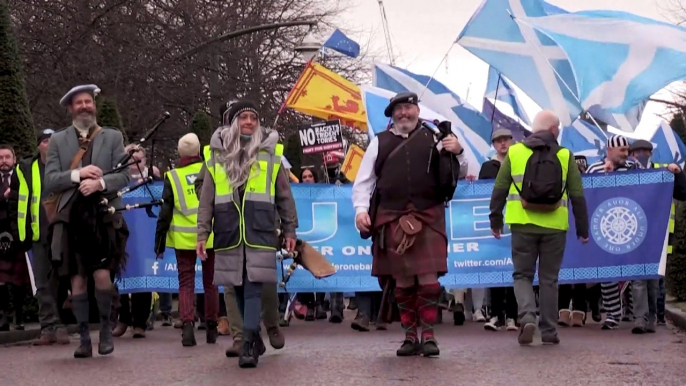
left=491, top=128, right=513, bottom=142
left=60, top=84, right=101, bottom=106
left=629, top=139, right=653, bottom=152
left=384, top=91, right=419, bottom=117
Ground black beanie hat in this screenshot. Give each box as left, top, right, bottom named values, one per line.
left=221, top=100, right=259, bottom=126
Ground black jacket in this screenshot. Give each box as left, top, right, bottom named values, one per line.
left=652, top=162, right=686, bottom=201
left=478, top=158, right=502, bottom=180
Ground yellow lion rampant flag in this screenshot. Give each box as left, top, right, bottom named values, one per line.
left=285, top=62, right=367, bottom=131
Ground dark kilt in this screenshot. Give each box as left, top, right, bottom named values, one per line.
left=0, top=251, right=30, bottom=286
left=371, top=203, right=448, bottom=279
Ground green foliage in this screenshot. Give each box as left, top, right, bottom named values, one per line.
left=190, top=110, right=212, bottom=145
left=0, top=0, right=35, bottom=156
left=668, top=201, right=686, bottom=301
left=669, top=113, right=686, bottom=145
left=96, top=97, right=124, bottom=134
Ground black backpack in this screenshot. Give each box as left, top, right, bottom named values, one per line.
left=513, top=144, right=566, bottom=212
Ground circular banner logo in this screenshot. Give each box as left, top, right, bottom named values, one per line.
left=591, top=197, right=647, bottom=255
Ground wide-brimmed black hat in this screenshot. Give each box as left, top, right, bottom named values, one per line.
left=384, top=91, right=419, bottom=117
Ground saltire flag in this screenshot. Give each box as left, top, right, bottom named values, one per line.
left=647, top=120, right=686, bottom=167
left=285, top=62, right=367, bottom=131
left=559, top=119, right=608, bottom=165
left=484, top=66, right=531, bottom=126
left=372, top=63, right=493, bottom=176
left=517, top=10, right=686, bottom=132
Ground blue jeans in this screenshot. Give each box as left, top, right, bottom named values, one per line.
left=159, top=293, right=173, bottom=316
left=235, top=274, right=263, bottom=333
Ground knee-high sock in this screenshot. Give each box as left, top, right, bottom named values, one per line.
left=416, top=283, right=441, bottom=342
left=94, top=289, right=113, bottom=324
left=72, top=293, right=90, bottom=324
left=394, top=286, right=418, bottom=343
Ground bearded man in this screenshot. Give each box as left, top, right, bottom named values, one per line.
left=352, top=92, right=467, bottom=357
left=197, top=100, right=298, bottom=368
left=45, top=85, right=130, bottom=358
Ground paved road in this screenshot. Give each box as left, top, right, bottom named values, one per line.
left=1, top=310, right=684, bottom=386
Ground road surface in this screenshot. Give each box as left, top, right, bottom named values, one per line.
left=1, top=310, right=684, bottom=386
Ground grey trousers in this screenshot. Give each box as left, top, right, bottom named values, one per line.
left=511, top=231, right=567, bottom=336
left=631, top=279, right=658, bottom=326
left=224, top=283, right=280, bottom=341
left=32, top=241, right=61, bottom=329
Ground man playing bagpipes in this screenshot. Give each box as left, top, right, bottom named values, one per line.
left=44, top=84, right=131, bottom=358
left=352, top=92, right=466, bottom=357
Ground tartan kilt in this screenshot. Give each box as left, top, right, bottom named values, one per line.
left=0, top=251, right=30, bottom=286
left=371, top=205, right=448, bottom=279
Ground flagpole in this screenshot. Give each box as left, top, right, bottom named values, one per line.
left=273, top=56, right=317, bottom=129
left=511, top=15, right=607, bottom=133
left=419, top=42, right=456, bottom=99
left=490, top=73, right=502, bottom=126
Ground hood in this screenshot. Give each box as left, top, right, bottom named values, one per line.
left=521, top=131, right=558, bottom=149
left=209, top=127, right=279, bottom=154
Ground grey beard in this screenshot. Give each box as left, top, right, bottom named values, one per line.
left=73, top=116, right=96, bottom=132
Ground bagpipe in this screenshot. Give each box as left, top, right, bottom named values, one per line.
left=276, top=229, right=337, bottom=289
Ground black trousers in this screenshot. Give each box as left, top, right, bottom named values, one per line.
left=296, top=292, right=325, bottom=307
left=118, top=293, right=152, bottom=329
left=558, top=284, right=588, bottom=312
left=490, top=287, right=517, bottom=321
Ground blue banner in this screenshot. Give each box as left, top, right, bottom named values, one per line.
left=116, top=170, right=672, bottom=294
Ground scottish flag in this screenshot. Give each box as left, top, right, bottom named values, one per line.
left=518, top=11, right=686, bottom=131
left=484, top=66, right=531, bottom=126
left=372, top=63, right=493, bottom=176
left=457, top=0, right=582, bottom=126
left=322, top=29, right=360, bottom=58
left=361, top=85, right=448, bottom=138
left=648, top=121, right=686, bottom=166
left=559, top=119, right=608, bottom=164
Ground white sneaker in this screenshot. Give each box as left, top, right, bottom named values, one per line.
left=484, top=317, right=500, bottom=331
left=473, top=309, right=486, bottom=322
left=506, top=318, right=518, bottom=331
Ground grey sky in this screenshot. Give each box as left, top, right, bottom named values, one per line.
left=338, top=0, right=680, bottom=138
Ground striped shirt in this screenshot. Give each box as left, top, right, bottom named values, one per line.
left=585, top=159, right=635, bottom=174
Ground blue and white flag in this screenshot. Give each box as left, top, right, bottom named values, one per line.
left=484, top=66, right=531, bottom=126
left=457, top=0, right=582, bottom=126
left=559, top=119, right=608, bottom=164
left=360, top=85, right=448, bottom=139
left=372, top=63, right=492, bottom=176
left=482, top=99, right=531, bottom=143
left=518, top=11, right=686, bottom=132
left=648, top=120, right=686, bottom=166
left=322, top=29, right=360, bottom=58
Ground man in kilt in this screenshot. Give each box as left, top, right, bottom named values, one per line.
left=353, top=92, right=467, bottom=357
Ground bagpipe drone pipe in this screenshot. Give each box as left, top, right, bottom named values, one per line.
left=276, top=229, right=337, bottom=289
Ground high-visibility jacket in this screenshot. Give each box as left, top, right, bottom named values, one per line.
left=15, top=159, right=41, bottom=242
left=205, top=144, right=284, bottom=252
left=165, top=162, right=213, bottom=249
left=505, top=143, right=571, bottom=231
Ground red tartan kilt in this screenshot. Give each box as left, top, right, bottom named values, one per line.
left=371, top=216, right=448, bottom=279
left=0, top=252, right=30, bottom=286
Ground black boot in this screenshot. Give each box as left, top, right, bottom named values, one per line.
left=72, top=293, right=92, bottom=359
left=182, top=322, right=196, bottom=347
left=94, top=289, right=114, bottom=355
left=238, top=329, right=265, bottom=368
left=206, top=320, right=218, bottom=344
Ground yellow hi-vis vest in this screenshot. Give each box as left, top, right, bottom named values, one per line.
left=505, top=143, right=571, bottom=231
left=15, top=160, right=41, bottom=242
left=205, top=144, right=283, bottom=252
left=658, top=163, right=676, bottom=254
left=166, top=162, right=213, bottom=250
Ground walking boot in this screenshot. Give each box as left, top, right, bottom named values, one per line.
left=182, top=322, right=197, bottom=347
left=238, top=330, right=265, bottom=368
left=315, top=303, right=327, bottom=320
left=421, top=338, right=440, bottom=357
left=73, top=323, right=93, bottom=358
left=206, top=320, right=218, bottom=344
left=416, top=283, right=441, bottom=357
left=98, top=321, right=114, bottom=355
left=351, top=312, right=370, bottom=331
left=95, top=289, right=115, bottom=355
left=112, top=322, right=128, bottom=337
left=267, top=326, right=285, bottom=349
left=225, top=338, right=242, bottom=357
left=33, top=326, right=58, bottom=346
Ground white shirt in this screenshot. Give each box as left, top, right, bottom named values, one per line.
left=69, top=128, right=106, bottom=190
left=351, top=129, right=468, bottom=215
